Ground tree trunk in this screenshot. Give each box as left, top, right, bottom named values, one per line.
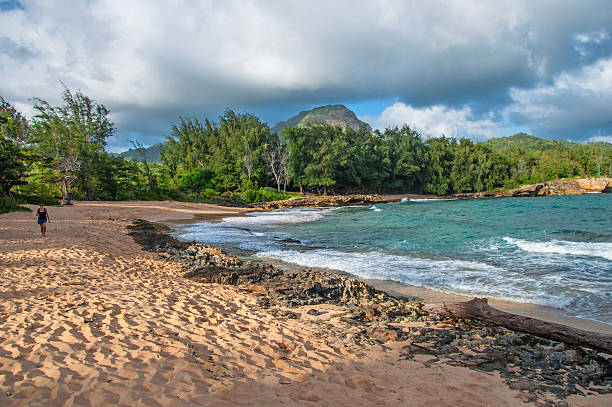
left=62, top=179, right=72, bottom=205
left=423, top=298, right=612, bottom=354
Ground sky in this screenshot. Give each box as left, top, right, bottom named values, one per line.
left=1, top=0, right=611, bottom=152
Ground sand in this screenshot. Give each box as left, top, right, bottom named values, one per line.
left=1, top=201, right=609, bottom=406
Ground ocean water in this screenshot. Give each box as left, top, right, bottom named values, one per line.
left=173, top=194, right=612, bottom=325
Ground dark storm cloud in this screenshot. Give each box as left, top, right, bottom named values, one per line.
left=1, top=0, right=611, bottom=150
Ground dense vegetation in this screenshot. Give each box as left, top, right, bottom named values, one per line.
left=484, top=133, right=612, bottom=188
left=161, top=113, right=612, bottom=195
left=1, top=90, right=611, bottom=211
left=1, top=91, right=181, bottom=206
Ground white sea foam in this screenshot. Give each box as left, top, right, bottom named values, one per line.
left=254, top=248, right=579, bottom=309
left=371, top=205, right=382, bottom=212
left=221, top=207, right=336, bottom=227
left=400, top=197, right=409, bottom=203
left=174, top=222, right=281, bottom=251
left=503, top=237, right=612, bottom=261
left=409, top=198, right=458, bottom=202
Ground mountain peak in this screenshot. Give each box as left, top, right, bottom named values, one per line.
left=272, top=104, right=372, bottom=133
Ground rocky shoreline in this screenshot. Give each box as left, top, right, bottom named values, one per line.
left=128, top=219, right=611, bottom=405
left=246, top=179, right=611, bottom=210
left=252, top=194, right=383, bottom=210
left=455, top=177, right=612, bottom=198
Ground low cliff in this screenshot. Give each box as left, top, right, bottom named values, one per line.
left=504, top=177, right=612, bottom=197
left=454, top=178, right=612, bottom=198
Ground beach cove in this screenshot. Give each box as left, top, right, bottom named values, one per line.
left=172, top=194, right=612, bottom=329
left=1, top=201, right=611, bottom=406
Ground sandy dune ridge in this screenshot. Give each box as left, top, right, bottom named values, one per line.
left=0, top=201, right=609, bottom=406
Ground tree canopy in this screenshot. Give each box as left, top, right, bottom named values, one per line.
left=2, top=89, right=611, bottom=208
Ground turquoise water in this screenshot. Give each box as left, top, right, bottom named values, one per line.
left=175, top=194, right=612, bottom=324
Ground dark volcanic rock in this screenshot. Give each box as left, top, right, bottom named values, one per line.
left=279, top=237, right=301, bottom=244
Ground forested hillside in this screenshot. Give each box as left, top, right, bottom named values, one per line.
left=118, top=142, right=163, bottom=163
left=485, top=133, right=612, bottom=153
left=2, top=90, right=611, bottom=213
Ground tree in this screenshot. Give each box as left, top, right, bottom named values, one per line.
left=384, top=126, right=427, bottom=192
left=162, top=110, right=275, bottom=195
left=31, top=88, right=115, bottom=204
left=0, top=97, right=29, bottom=196
left=423, top=136, right=456, bottom=195
left=283, top=126, right=310, bottom=193
left=131, top=140, right=157, bottom=191
left=263, top=139, right=289, bottom=192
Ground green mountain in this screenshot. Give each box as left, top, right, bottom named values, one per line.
left=118, top=142, right=163, bottom=163
left=272, top=104, right=372, bottom=134
left=484, top=133, right=612, bottom=153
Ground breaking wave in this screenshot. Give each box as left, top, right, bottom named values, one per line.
left=503, top=237, right=612, bottom=261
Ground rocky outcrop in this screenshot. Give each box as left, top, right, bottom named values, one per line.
left=272, top=104, right=372, bottom=134
left=498, top=178, right=612, bottom=197
left=575, top=178, right=612, bottom=193
left=512, top=183, right=546, bottom=197
left=253, top=194, right=383, bottom=210
left=126, top=219, right=409, bottom=310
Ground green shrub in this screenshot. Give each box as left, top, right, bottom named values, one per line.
left=256, top=186, right=293, bottom=202
left=237, top=186, right=300, bottom=203
left=241, top=188, right=258, bottom=203
left=0, top=196, right=31, bottom=214
left=177, top=169, right=216, bottom=193
left=16, top=194, right=61, bottom=206
left=160, top=189, right=186, bottom=201
left=201, top=188, right=221, bottom=198
left=139, top=190, right=165, bottom=201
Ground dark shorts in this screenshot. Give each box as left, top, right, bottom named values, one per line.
left=38, top=218, right=47, bottom=224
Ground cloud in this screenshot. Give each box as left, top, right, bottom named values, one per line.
left=589, top=135, right=612, bottom=144
left=363, top=103, right=509, bottom=141
left=574, top=29, right=611, bottom=58
left=366, top=56, right=612, bottom=142
left=505, top=57, right=612, bottom=138
left=1, top=1, right=611, bottom=149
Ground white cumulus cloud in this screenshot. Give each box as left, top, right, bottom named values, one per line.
left=363, top=103, right=509, bottom=140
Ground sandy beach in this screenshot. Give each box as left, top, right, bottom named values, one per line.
left=1, top=201, right=610, bottom=406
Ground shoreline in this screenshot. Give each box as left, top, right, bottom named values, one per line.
left=368, top=279, right=612, bottom=334
left=163, top=204, right=612, bottom=335
left=129, top=216, right=612, bottom=402
left=253, top=255, right=612, bottom=335
left=1, top=200, right=610, bottom=406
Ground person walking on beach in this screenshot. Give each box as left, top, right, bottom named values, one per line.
left=36, top=203, right=50, bottom=236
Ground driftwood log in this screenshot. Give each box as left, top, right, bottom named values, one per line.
left=423, top=298, right=612, bottom=354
